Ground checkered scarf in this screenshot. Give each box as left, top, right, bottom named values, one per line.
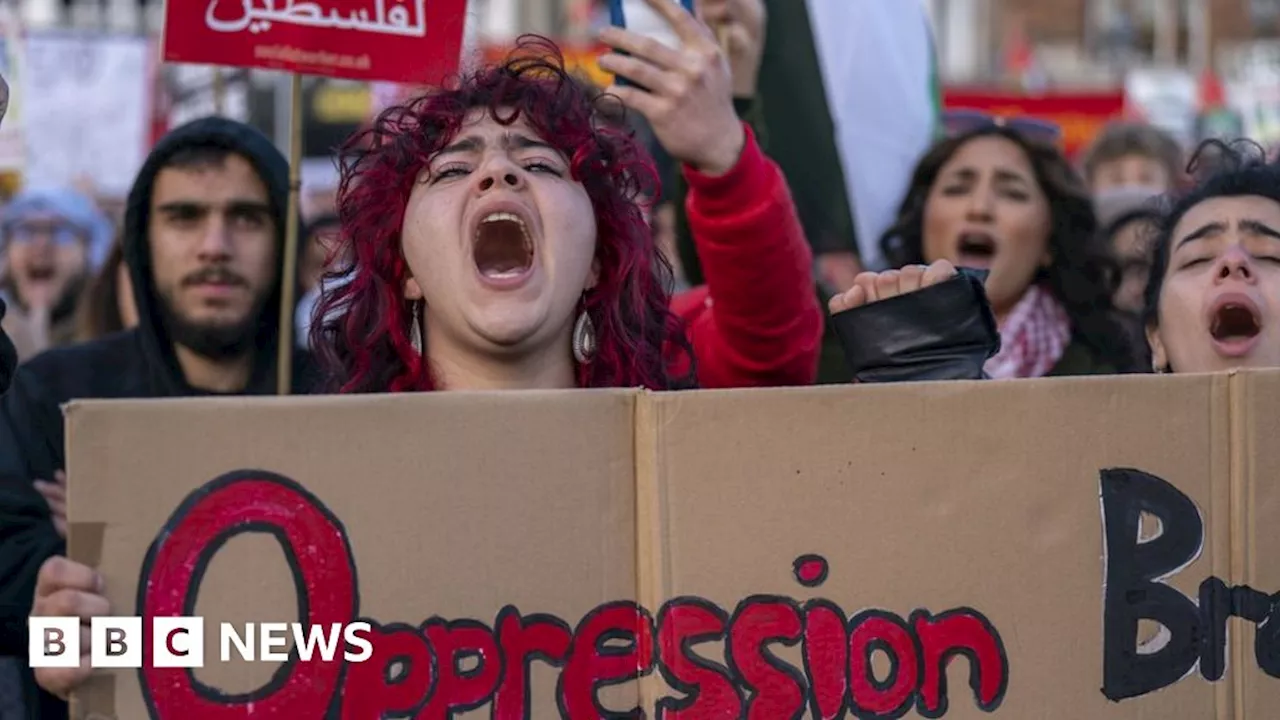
left=984, top=284, right=1071, bottom=380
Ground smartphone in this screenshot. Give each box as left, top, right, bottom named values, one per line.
left=607, top=0, right=698, bottom=89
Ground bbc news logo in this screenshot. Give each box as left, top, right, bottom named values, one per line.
left=28, top=617, right=373, bottom=668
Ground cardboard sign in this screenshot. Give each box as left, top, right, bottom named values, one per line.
left=161, top=0, right=468, bottom=84
left=65, top=373, right=1280, bottom=718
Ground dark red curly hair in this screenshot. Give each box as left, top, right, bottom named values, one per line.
left=311, top=35, right=695, bottom=393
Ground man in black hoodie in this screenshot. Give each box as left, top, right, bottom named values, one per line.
left=0, top=116, right=313, bottom=719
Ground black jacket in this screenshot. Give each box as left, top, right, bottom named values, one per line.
left=0, top=117, right=314, bottom=719
left=0, top=297, right=14, bottom=394
left=831, top=269, right=1002, bottom=382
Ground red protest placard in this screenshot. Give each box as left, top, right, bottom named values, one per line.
left=162, top=0, right=467, bottom=84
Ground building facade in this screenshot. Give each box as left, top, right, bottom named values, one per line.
left=931, top=0, right=1280, bottom=86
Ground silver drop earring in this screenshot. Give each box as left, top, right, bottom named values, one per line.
left=572, top=303, right=596, bottom=365
left=409, top=300, right=424, bottom=354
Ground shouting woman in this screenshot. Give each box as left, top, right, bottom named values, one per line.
left=314, top=3, right=828, bottom=394
left=30, top=6, right=971, bottom=703
left=1144, top=140, right=1280, bottom=374
left=878, top=116, right=1142, bottom=378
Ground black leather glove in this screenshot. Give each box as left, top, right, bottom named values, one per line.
left=830, top=268, right=1001, bottom=383
left=0, top=296, right=15, bottom=393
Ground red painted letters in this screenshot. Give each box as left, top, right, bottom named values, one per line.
left=137, top=472, right=1009, bottom=718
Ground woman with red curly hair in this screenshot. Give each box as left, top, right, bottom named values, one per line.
left=312, top=0, right=826, bottom=393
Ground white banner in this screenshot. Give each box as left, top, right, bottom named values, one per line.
left=0, top=7, right=24, bottom=173
left=806, top=0, right=937, bottom=270
left=21, top=32, right=150, bottom=197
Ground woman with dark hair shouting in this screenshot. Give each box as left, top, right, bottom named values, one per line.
left=1144, top=139, right=1280, bottom=374
left=309, top=0, right=847, bottom=394
left=873, top=115, right=1143, bottom=378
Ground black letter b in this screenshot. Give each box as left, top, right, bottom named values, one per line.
left=1100, top=468, right=1205, bottom=701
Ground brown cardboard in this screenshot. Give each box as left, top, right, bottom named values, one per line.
left=63, top=372, right=1279, bottom=718
left=1233, top=370, right=1280, bottom=718
left=636, top=376, right=1232, bottom=718
left=66, top=391, right=639, bottom=719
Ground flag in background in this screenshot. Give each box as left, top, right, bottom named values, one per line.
left=805, top=0, right=939, bottom=270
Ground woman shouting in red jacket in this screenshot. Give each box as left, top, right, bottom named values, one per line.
left=307, top=2, right=829, bottom=394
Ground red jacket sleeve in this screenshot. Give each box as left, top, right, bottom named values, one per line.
left=665, top=124, right=822, bottom=388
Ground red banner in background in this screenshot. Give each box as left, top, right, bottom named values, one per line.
left=942, top=89, right=1126, bottom=159
left=162, top=0, right=467, bottom=84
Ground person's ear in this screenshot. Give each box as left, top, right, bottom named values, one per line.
left=404, top=276, right=423, bottom=301
left=1146, top=323, right=1169, bottom=372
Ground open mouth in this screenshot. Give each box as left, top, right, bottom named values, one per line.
left=1210, top=302, right=1262, bottom=343
left=473, top=212, right=534, bottom=280
left=24, top=265, right=55, bottom=282
left=955, top=232, right=997, bottom=266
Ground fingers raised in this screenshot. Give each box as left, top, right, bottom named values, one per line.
left=851, top=272, right=881, bottom=305
left=873, top=270, right=901, bottom=301
left=599, top=25, right=685, bottom=71
left=602, top=84, right=661, bottom=120
left=922, top=259, right=959, bottom=287
left=698, top=0, right=730, bottom=24
left=828, top=284, right=866, bottom=315
left=639, top=0, right=710, bottom=45
left=896, top=264, right=926, bottom=295
left=834, top=262, right=960, bottom=313
left=598, top=53, right=678, bottom=95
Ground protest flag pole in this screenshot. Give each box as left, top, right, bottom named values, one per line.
left=212, top=68, right=226, bottom=115
left=276, top=71, right=304, bottom=395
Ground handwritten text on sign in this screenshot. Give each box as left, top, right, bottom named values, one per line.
left=133, top=471, right=1009, bottom=719
left=1099, top=468, right=1280, bottom=701
left=162, top=0, right=467, bottom=84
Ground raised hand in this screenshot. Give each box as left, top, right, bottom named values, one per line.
left=598, top=0, right=745, bottom=177
left=828, top=260, right=959, bottom=315
left=698, top=0, right=766, bottom=98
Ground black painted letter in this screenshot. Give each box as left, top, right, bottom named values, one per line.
left=1100, top=468, right=1205, bottom=701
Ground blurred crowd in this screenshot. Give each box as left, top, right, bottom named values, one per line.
left=0, top=57, right=1201, bottom=383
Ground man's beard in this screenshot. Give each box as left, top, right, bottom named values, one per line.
left=156, top=288, right=264, bottom=362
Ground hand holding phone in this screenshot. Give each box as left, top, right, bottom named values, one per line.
left=606, top=0, right=697, bottom=88
left=598, top=0, right=746, bottom=177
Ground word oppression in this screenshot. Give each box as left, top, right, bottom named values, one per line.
left=124, top=472, right=1011, bottom=719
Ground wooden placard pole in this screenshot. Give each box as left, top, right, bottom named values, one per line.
left=276, top=72, right=304, bottom=395
left=212, top=68, right=226, bottom=116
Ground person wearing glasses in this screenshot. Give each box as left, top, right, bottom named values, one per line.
left=873, top=110, right=1143, bottom=378
left=0, top=188, right=113, bottom=363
